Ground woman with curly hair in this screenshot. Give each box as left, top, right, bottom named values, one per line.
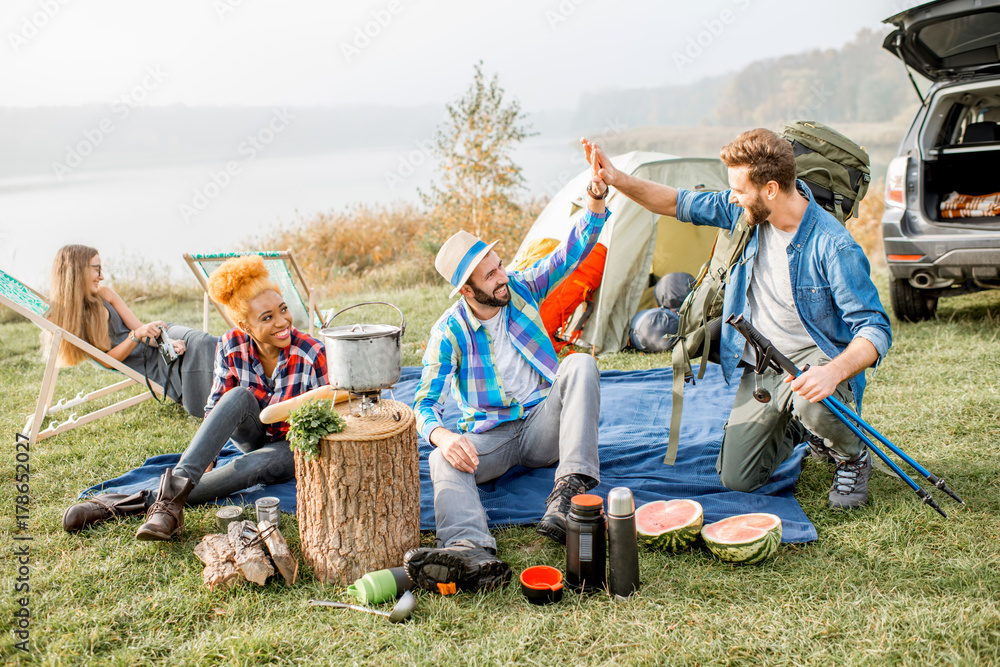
left=45, top=244, right=218, bottom=417
left=62, top=255, right=329, bottom=539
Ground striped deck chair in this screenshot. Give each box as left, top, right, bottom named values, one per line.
left=183, top=250, right=323, bottom=336
left=0, top=268, right=164, bottom=445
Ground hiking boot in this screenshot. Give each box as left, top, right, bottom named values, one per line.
left=805, top=432, right=835, bottom=463
left=62, top=490, right=151, bottom=533
left=403, top=545, right=511, bottom=595
left=536, top=473, right=596, bottom=545
left=828, top=448, right=872, bottom=510
left=135, top=469, right=194, bottom=541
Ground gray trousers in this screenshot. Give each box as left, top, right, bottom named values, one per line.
left=166, top=324, right=219, bottom=419
left=717, top=346, right=863, bottom=493
left=429, top=353, right=602, bottom=550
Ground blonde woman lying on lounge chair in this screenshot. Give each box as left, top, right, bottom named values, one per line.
left=44, top=244, right=218, bottom=418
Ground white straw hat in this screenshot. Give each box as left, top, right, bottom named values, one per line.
left=435, top=231, right=500, bottom=298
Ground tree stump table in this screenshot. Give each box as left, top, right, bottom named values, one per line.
left=294, top=399, right=420, bottom=584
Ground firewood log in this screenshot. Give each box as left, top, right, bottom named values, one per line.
left=257, top=520, right=299, bottom=585
left=227, top=520, right=274, bottom=586
left=193, top=533, right=240, bottom=591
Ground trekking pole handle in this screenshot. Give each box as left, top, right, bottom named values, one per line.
left=725, top=315, right=801, bottom=378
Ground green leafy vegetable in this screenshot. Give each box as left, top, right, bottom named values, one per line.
left=287, top=399, right=346, bottom=460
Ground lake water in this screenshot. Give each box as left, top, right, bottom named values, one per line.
left=0, top=135, right=592, bottom=288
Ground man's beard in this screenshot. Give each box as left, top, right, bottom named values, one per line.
left=469, top=281, right=511, bottom=308
left=744, top=193, right=771, bottom=227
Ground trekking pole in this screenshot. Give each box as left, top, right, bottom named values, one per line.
left=821, top=393, right=963, bottom=504
left=725, top=315, right=953, bottom=518
left=812, top=396, right=948, bottom=518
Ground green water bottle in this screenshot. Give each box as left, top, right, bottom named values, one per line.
left=347, top=567, right=414, bottom=605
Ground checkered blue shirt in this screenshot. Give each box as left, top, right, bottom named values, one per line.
left=414, top=208, right=610, bottom=441
left=204, top=327, right=329, bottom=442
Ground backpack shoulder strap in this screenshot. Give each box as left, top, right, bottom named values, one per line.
left=664, top=216, right=754, bottom=465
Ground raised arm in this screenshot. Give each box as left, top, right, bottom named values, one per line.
left=582, top=138, right=679, bottom=216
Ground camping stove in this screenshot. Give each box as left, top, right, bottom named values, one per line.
left=346, top=389, right=401, bottom=421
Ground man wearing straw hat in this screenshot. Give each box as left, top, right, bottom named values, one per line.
left=405, top=141, right=610, bottom=594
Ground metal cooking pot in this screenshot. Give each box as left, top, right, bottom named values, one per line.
left=320, top=302, right=406, bottom=394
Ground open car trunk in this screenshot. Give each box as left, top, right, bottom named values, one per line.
left=922, top=151, right=1000, bottom=222
left=919, top=81, right=1000, bottom=225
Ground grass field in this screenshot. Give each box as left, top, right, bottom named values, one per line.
left=2, top=272, right=999, bottom=666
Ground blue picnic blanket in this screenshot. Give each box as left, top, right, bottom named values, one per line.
left=85, top=364, right=817, bottom=543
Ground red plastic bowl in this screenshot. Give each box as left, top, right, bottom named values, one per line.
left=520, top=565, right=564, bottom=605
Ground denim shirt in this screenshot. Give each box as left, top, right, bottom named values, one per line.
left=676, top=180, right=891, bottom=412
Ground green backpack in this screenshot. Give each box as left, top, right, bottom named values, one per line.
left=664, top=121, right=871, bottom=464
left=784, top=120, right=872, bottom=223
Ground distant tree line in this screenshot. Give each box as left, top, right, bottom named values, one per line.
left=575, top=29, right=919, bottom=130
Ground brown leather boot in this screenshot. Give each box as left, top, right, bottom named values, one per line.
left=62, top=491, right=150, bottom=533
left=135, top=470, right=194, bottom=541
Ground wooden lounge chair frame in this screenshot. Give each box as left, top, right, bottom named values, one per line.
left=183, top=250, right=322, bottom=336
left=0, top=268, right=164, bottom=445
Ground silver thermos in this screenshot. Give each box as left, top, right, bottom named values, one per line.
left=606, top=487, right=640, bottom=598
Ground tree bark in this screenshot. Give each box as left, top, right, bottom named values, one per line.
left=295, top=401, right=420, bottom=584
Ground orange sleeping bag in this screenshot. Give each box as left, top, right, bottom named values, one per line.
left=539, top=243, right=607, bottom=352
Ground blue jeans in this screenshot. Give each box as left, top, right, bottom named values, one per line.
left=429, top=353, right=601, bottom=550
left=170, top=387, right=295, bottom=505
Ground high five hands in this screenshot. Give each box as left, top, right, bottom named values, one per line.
left=581, top=138, right=620, bottom=194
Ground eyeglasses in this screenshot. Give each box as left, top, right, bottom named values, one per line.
left=90, top=264, right=103, bottom=277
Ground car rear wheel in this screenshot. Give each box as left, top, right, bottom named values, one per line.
left=889, top=278, right=938, bottom=322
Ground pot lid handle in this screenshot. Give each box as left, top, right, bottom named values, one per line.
left=322, top=301, right=406, bottom=337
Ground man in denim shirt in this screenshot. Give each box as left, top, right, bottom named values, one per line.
left=584, top=130, right=891, bottom=510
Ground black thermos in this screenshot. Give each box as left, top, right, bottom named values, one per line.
left=607, top=486, right=640, bottom=598
left=566, top=493, right=606, bottom=593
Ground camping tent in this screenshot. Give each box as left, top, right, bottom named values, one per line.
left=512, top=151, right=730, bottom=353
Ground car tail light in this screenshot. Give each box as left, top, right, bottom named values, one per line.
left=885, top=156, right=908, bottom=209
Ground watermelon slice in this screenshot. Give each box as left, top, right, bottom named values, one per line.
left=701, top=513, right=782, bottom=565
left=635, top=499, right=704, bottom=552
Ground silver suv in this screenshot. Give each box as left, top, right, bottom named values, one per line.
left=881, top=0, right=1000, bottom=321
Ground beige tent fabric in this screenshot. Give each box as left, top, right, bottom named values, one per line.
left=513, top=152, right=729, bottom=353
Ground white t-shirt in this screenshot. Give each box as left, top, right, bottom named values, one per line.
left=744, top=222, right=815, bottom=363
left=481, top=307, right=543, bottom=405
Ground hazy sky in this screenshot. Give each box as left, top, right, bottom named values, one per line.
left=2, top=0, right=914, bottom=111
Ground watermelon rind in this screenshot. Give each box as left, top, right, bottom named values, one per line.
left=635, top=499, right=704, bottom=553
left=701, top=513, right=782, bottom=565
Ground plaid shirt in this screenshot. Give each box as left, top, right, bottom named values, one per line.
left=414, top=208, right=610, bottom=441
left=204, top=327, right=329, bottom=442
